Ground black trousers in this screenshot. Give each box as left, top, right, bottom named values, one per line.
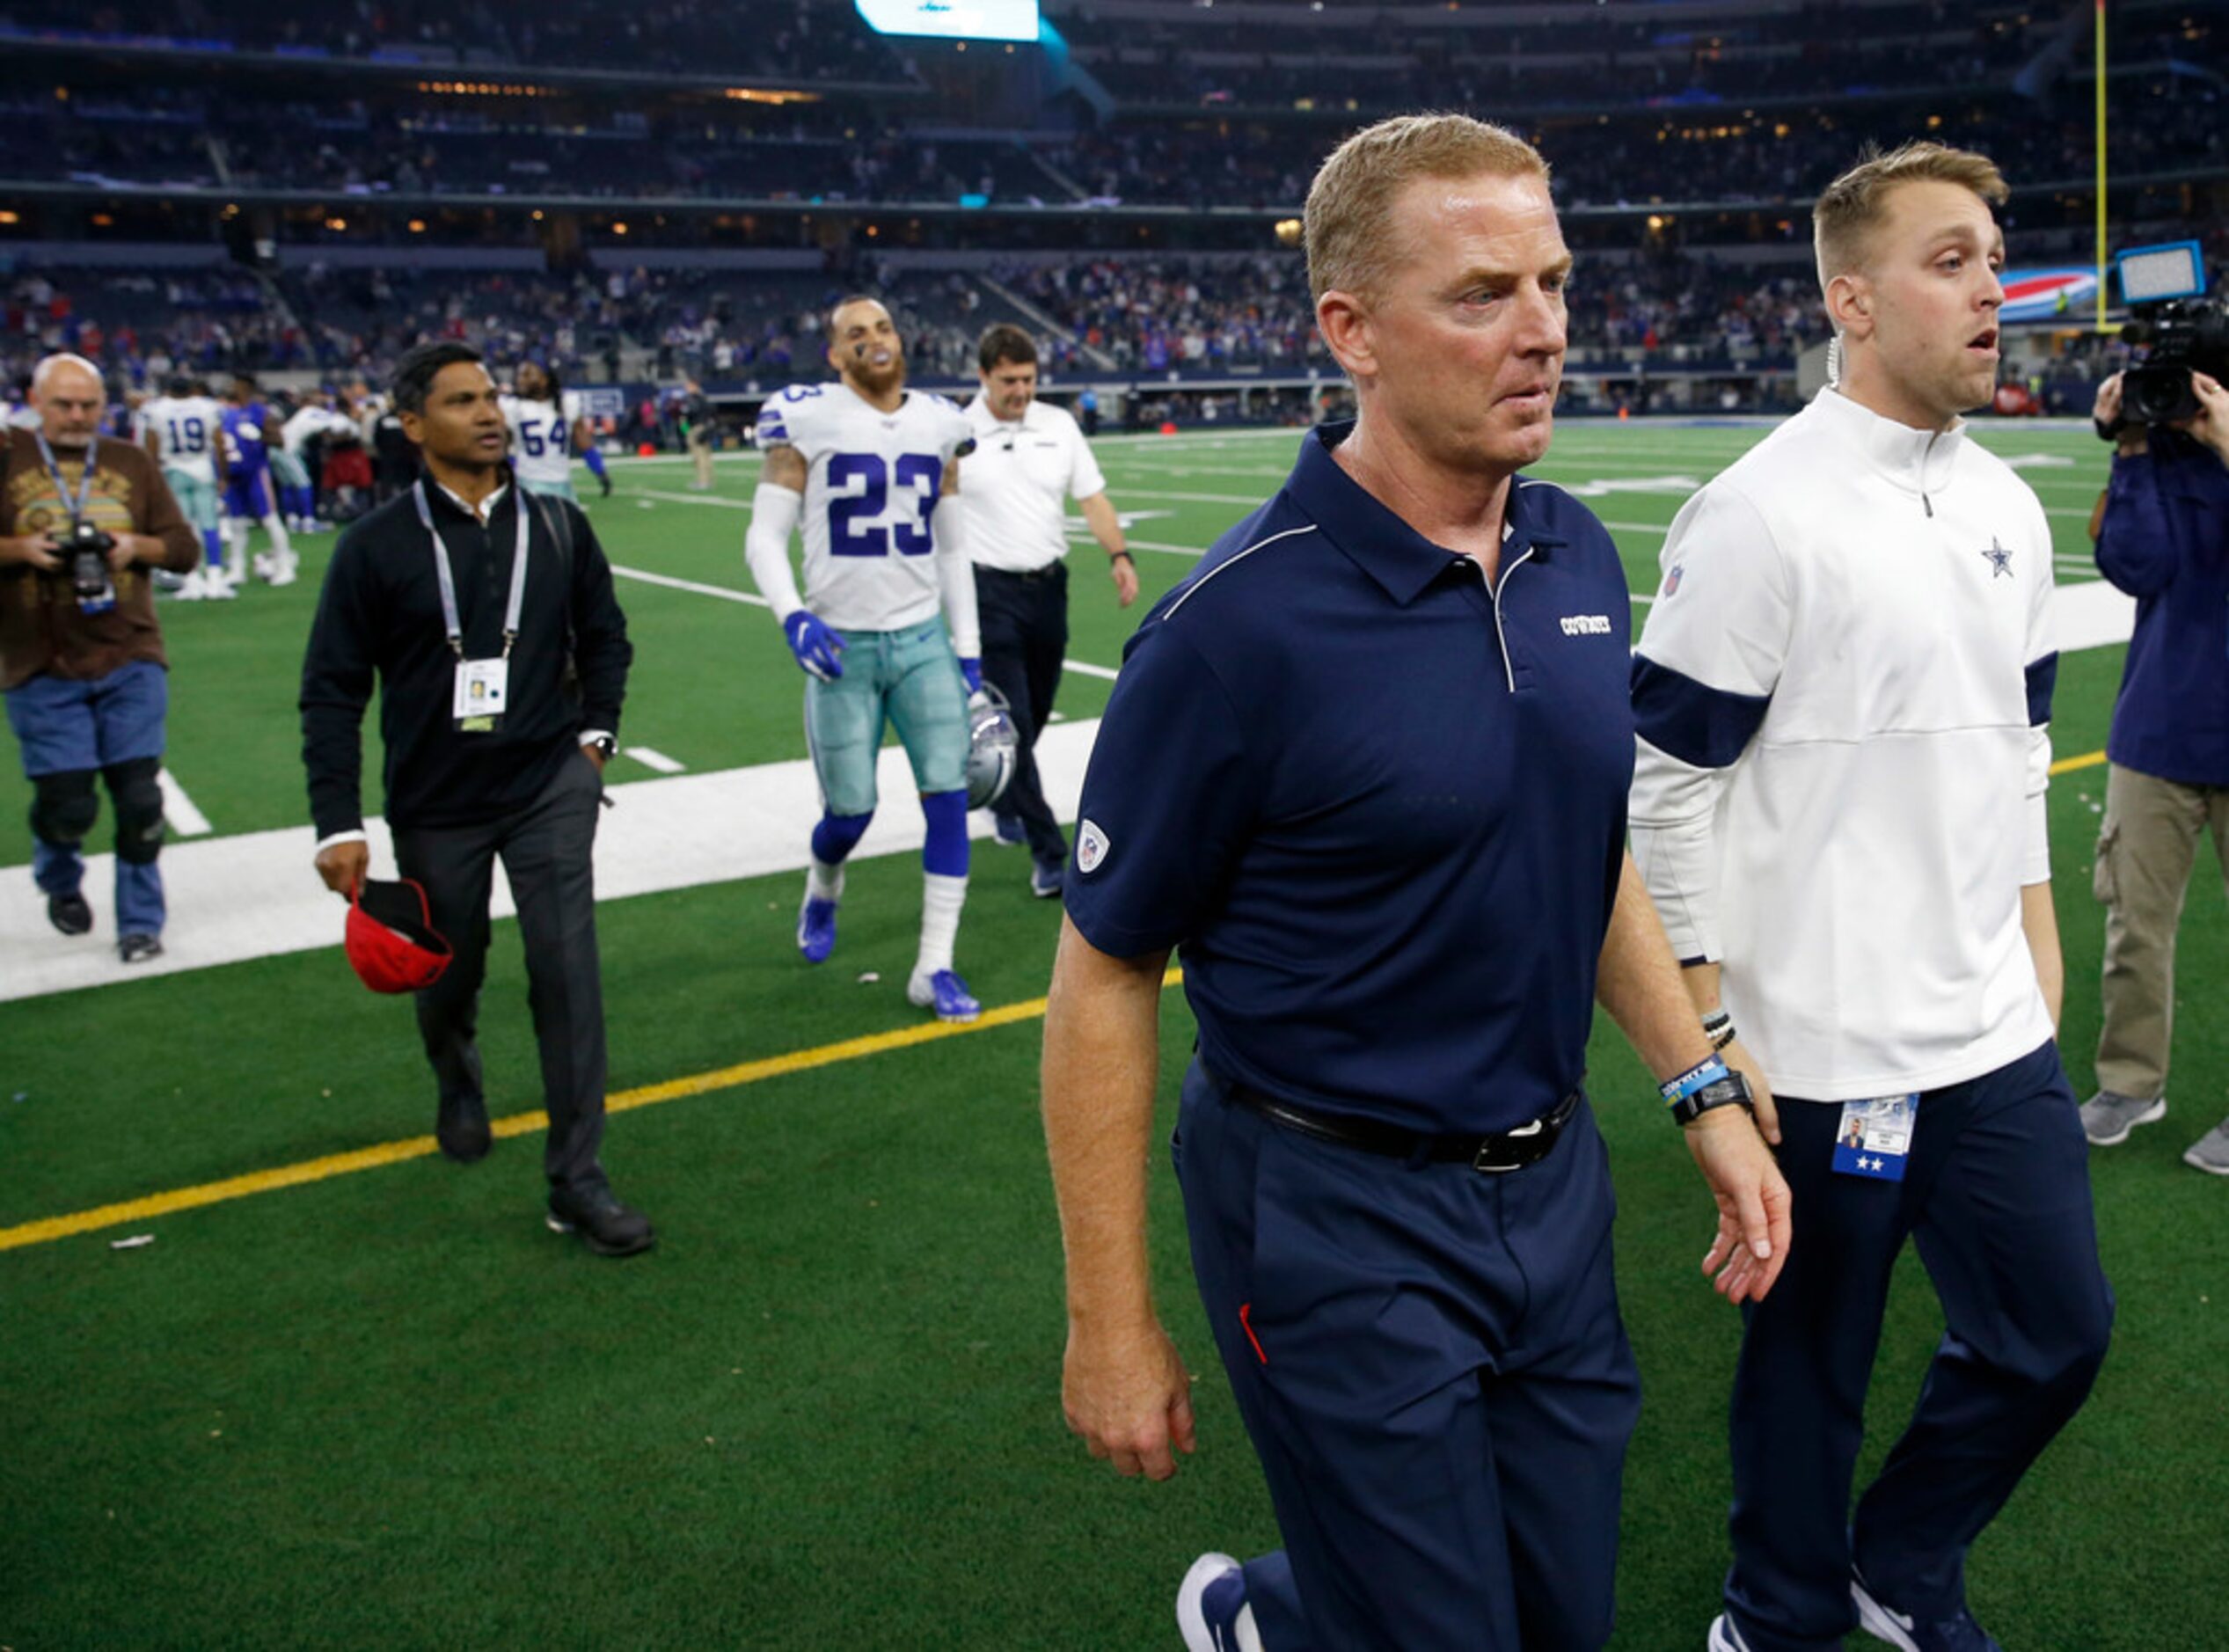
left=391, top=752, right=610, bottom=1193
left=974, top=560, right=1069, bottom=869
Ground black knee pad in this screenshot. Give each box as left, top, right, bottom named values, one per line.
left=105, top=757, right=166, bottom=865
left=29, top=769, right=99, bottom=849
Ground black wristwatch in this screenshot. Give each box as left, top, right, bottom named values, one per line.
left=586, top=735, right=618, bottom=763
left=1670, top=1069, right=1755, bottom=1128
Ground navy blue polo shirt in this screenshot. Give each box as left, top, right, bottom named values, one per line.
left=1064, top=422, right=1635, bottom=1136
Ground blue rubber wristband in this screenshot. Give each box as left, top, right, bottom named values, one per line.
left=1659, top=1053, right=1731, bottom=1106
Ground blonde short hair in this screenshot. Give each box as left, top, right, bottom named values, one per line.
left=1813, top=141, right=2008, bottom=292
left=1304, top=113, right=1549, bottom=305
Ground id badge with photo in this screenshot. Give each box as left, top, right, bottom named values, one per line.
left=1831, top=1093, right=1918, bottom=1182
left=452, top=656, right=509, bottom=734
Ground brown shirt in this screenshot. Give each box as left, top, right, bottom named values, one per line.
left=0, top=427, right=199, bottom=691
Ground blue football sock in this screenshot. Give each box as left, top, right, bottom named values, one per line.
left=811, top=811, right=873, bottom=868
left=921, top=789, right=969, bottom=878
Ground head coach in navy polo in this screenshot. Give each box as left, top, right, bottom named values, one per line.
left=1629, top=143, right=2115, bottom=1652
left=1040, top=113, right=1793, bottom=1651
left=300, top=341, right=653, bottom=1259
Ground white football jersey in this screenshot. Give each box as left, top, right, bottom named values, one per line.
left=139, top=394, right=224, bottom=483
left=281, top=403, right=356, bottom=457
left=754, top=382, right=975, bottom=632
left=502, top=393, right=578, bottom=486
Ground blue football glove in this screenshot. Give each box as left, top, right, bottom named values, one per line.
left=783, top=611, right=846, bottom=682
left=960, top=656, right=983, bottom=696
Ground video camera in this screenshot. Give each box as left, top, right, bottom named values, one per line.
left=2115, top=240, right=2229, bottom=428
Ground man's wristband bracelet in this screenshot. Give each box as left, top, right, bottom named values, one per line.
left=1660, top=1053, right=1730, bottom=1105
left=1702, top=1010, right=1737, bottom=1051
left=1109, top=550, right=1133, bottom=564
left=1670, top=1071, right=1755, bottom=1128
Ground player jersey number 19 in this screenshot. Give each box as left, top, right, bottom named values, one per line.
left=827, top=452, right=942, bottom=557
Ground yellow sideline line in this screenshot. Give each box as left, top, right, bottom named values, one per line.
left=0, top=749, right=2123, bottom=1257
left=0, top=969, right=1183, bottom=1255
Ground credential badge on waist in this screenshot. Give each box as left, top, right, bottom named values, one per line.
left=1832, top=1093, right=1918, bottom=1182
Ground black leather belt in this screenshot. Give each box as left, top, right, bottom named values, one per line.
left=980, top=561, right=1065, bottom=583
left=1226, top=1082, right=1582, bottom=1174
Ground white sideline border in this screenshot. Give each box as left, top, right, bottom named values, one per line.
left=0, top=581, right=2135, bottom=1004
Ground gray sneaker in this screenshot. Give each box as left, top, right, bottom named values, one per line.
left=2183, top=1120, right=2229, bottom=1176
left=2080, top=1090, right=2167, bottom=1146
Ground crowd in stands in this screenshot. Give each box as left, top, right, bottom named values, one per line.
left=1, top=248, right=1847, bottom=393
left=1055, top=2, right=2218, bottom=113
left=0, top=259, right=1006, bottom=391
left=0, top=0, right=916, bottom=84
left=1056, top=78, right=2223, bottom=216
left=3, top=78, right=2215, bottom=226
left=998, top=252, right=1829, bottom=372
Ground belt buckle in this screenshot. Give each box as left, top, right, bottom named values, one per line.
left=1473, top=1115, right=1544, bottom=1175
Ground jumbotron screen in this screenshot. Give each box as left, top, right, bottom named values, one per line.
left=853, top=0, right=1041, bottom=41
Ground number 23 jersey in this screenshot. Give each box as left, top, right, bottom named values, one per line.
left=755, top=382, right=973, bottom=634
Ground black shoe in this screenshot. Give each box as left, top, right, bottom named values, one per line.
left=118, top=932, right=163, bottom=964
left=48, top=891, right=92, bottom=936
left=546, top=1184, right=655, bottom=1258
left=599, top=475, right=612, bottom=497
left=435, top=1092, right=492, bottom=1163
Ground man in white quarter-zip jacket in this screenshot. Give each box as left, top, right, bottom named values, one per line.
left=1629, top=143, right=2113, bottom=1652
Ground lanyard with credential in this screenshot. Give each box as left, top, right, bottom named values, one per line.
left=34, top=431, right=100, bottom=521
left=413, top=479, right=529, bottom=660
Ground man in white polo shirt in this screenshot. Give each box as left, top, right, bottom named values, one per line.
left=962, top=324, right=1136, bottom=897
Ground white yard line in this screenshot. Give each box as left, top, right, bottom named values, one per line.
left=0, top=724, right=1108, bottom=1003
left=610, top=565, right=768, bottom=606
left=625, top=746, right=686, bottom=774
left=156, top=770, right=211, bottom=837
left=1062, top=659, right=1121, bottom=681
left=628, top=487, right=754, bottom=510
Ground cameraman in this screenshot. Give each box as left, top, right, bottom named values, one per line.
left=0, top=354, right=199, bottom=963
left=2080, top=368, right=2229, bottom=1175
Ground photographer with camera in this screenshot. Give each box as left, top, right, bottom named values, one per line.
left=0, top=354, right=200, bottom=963
left=2079, top=366, right=2229, bottom=1174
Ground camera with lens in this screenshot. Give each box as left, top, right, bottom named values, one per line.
left=2121, top=299, right=2229, bottom=427
left=2107, top=239, right=2229, bottom=432
left=59, top=516, right=117, bottom=610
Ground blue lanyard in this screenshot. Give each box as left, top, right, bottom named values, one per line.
left=33, top=431, right=99, bottom=520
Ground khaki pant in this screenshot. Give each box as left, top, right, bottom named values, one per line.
left=2094, top=762, right=2229, bottom=1099
left=688, top=426, right=713, bottom=489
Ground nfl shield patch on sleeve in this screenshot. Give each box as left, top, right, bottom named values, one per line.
left=1077, top=819, right=1109, bottom=874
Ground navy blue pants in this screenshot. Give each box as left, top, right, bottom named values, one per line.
left=1176, top=1063, right=1641, bottom=1651
left=1724, top=1040, right=2113, bottom=1652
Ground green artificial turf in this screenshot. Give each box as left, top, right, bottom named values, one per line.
left=7, top=422, right=2226, bottom=1649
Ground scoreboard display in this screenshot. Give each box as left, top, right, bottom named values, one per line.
left=853, top=0, right=1041, bottom=42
